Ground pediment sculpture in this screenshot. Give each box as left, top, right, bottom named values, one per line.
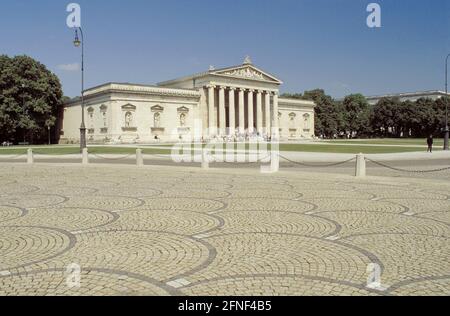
left=222, top=67, right=265, bottom=80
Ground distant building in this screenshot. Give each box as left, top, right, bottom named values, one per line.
left=366, top=90, right=449, bottom=105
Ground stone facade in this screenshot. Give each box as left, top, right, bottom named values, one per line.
left=60, top=58, right=315, bottom=144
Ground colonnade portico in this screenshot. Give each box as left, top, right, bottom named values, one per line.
left=206, top=85, right=278, bottom=137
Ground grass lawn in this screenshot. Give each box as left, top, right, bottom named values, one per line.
left=0, top=146, right=171, bottom=155
left=0, top=141, right=440, bottom=155
left=324, top=138, right=444, bottom=146
left=277, top=144, right=435, bottom=154
left=169, top=143, right=434, bottom=154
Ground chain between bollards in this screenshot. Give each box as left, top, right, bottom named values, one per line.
left=20, top=148, right=365, bottom=177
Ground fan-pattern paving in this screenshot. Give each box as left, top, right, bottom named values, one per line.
left=0, top=164, right=449, bottom=296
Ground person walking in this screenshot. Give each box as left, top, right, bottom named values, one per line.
left=427, top=135, right=434, bottom=153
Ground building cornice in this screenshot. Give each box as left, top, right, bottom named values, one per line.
left=65, top=83, right=201, bottom=106
left=87, top=83, right=201, bottom=97
left=278, top=97, right=316, bottom=108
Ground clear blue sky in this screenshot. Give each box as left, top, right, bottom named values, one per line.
left=1, top=0, right=449, bottom=98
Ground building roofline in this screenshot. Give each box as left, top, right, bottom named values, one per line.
left=64, top=82, right=201, bottom=106
left=83, top=82, right=199, bottom=93
left=157, top=71, right=211, bottom=86
left=365, top=90, right=450, bottom=100
left=157, top=63, right=283, bottom=86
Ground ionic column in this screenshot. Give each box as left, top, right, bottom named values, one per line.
left=228, top=88, right=236, bottom=135
left=219, top=86, right=226, bottom=136
left=272, top=92, right=279, bottom=138
left=256, top=90, right=263, bottom=135
left=264, top=91, right=271, bottom=135
left=247, top=89, right=254, bottom=134
left=238, top=88, right=245, bottom=134
left=207, top=85, right=216, bottom=136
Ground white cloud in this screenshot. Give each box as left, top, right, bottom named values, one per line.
left=57, top=63, right=80, bottom=72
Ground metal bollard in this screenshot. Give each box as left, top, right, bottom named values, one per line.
left=136, top=149, right=144, bottom=166
left=82, top=148, right=89, bottom=165
left=27, top=148, right=33, bottom=164
left=355, top=153, right=366, bottom=177
left=201, top=148, right=209, bottom=170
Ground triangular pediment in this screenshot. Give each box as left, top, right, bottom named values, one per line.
left=122, top=103, right=136, bottom=110
left=177, top=106, right=189, bottom=113
left=151, top=105, right=164, bottom=112
left=212, top=65, right=282, bottom=84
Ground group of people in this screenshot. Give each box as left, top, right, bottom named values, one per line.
left=1, top=141, right=12, bottom=147
left=200, top=132, right=274, bottom=144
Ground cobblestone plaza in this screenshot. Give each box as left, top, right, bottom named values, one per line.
left=0, top=163, right=449, bottom=296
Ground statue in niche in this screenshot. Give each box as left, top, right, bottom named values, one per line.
left=125, top=111, right=133, bottom=127
left=154, top=112, right=161, bottom=128
left=89, top=113, right=94, bottom=128
left=180, top=113, right=186, bottom=127
left=303, top=113, right=310, bottom=129
left=289, top=114, right=296, bottom=127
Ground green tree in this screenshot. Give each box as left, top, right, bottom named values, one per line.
left=341, top=94, right=371, bottom=137
left=411, top=98, right=436, bottom=137
left=284, top=91, right=447, bottom=139
left=371, top=97, right=401, bottom=137
left=432, top=96, right=449, bottom=136
left=283, top=89, right=345, bottom=138
left=0, top=55, right=63, bottom=144
left=398, top=100, right=417, bottom=137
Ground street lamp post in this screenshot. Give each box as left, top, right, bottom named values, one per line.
left=73, top=28, right=86, bottom=152
left=444, top=54, right=450, bottom=151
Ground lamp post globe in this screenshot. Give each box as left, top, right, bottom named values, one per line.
left=73, top=30, right=81, bottom=47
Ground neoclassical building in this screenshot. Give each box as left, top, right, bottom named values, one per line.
left=61, top=57, right=315, bottom=143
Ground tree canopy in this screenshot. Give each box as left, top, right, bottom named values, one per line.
left=282, top=90, right=449, bottom=139
left=0, top=55, right=64, bottom=144
left=341, top=94, right=371, bottom=137
left=283, top=89, right=345, bottom=138
left=369, top=97, right=448, bottom=138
